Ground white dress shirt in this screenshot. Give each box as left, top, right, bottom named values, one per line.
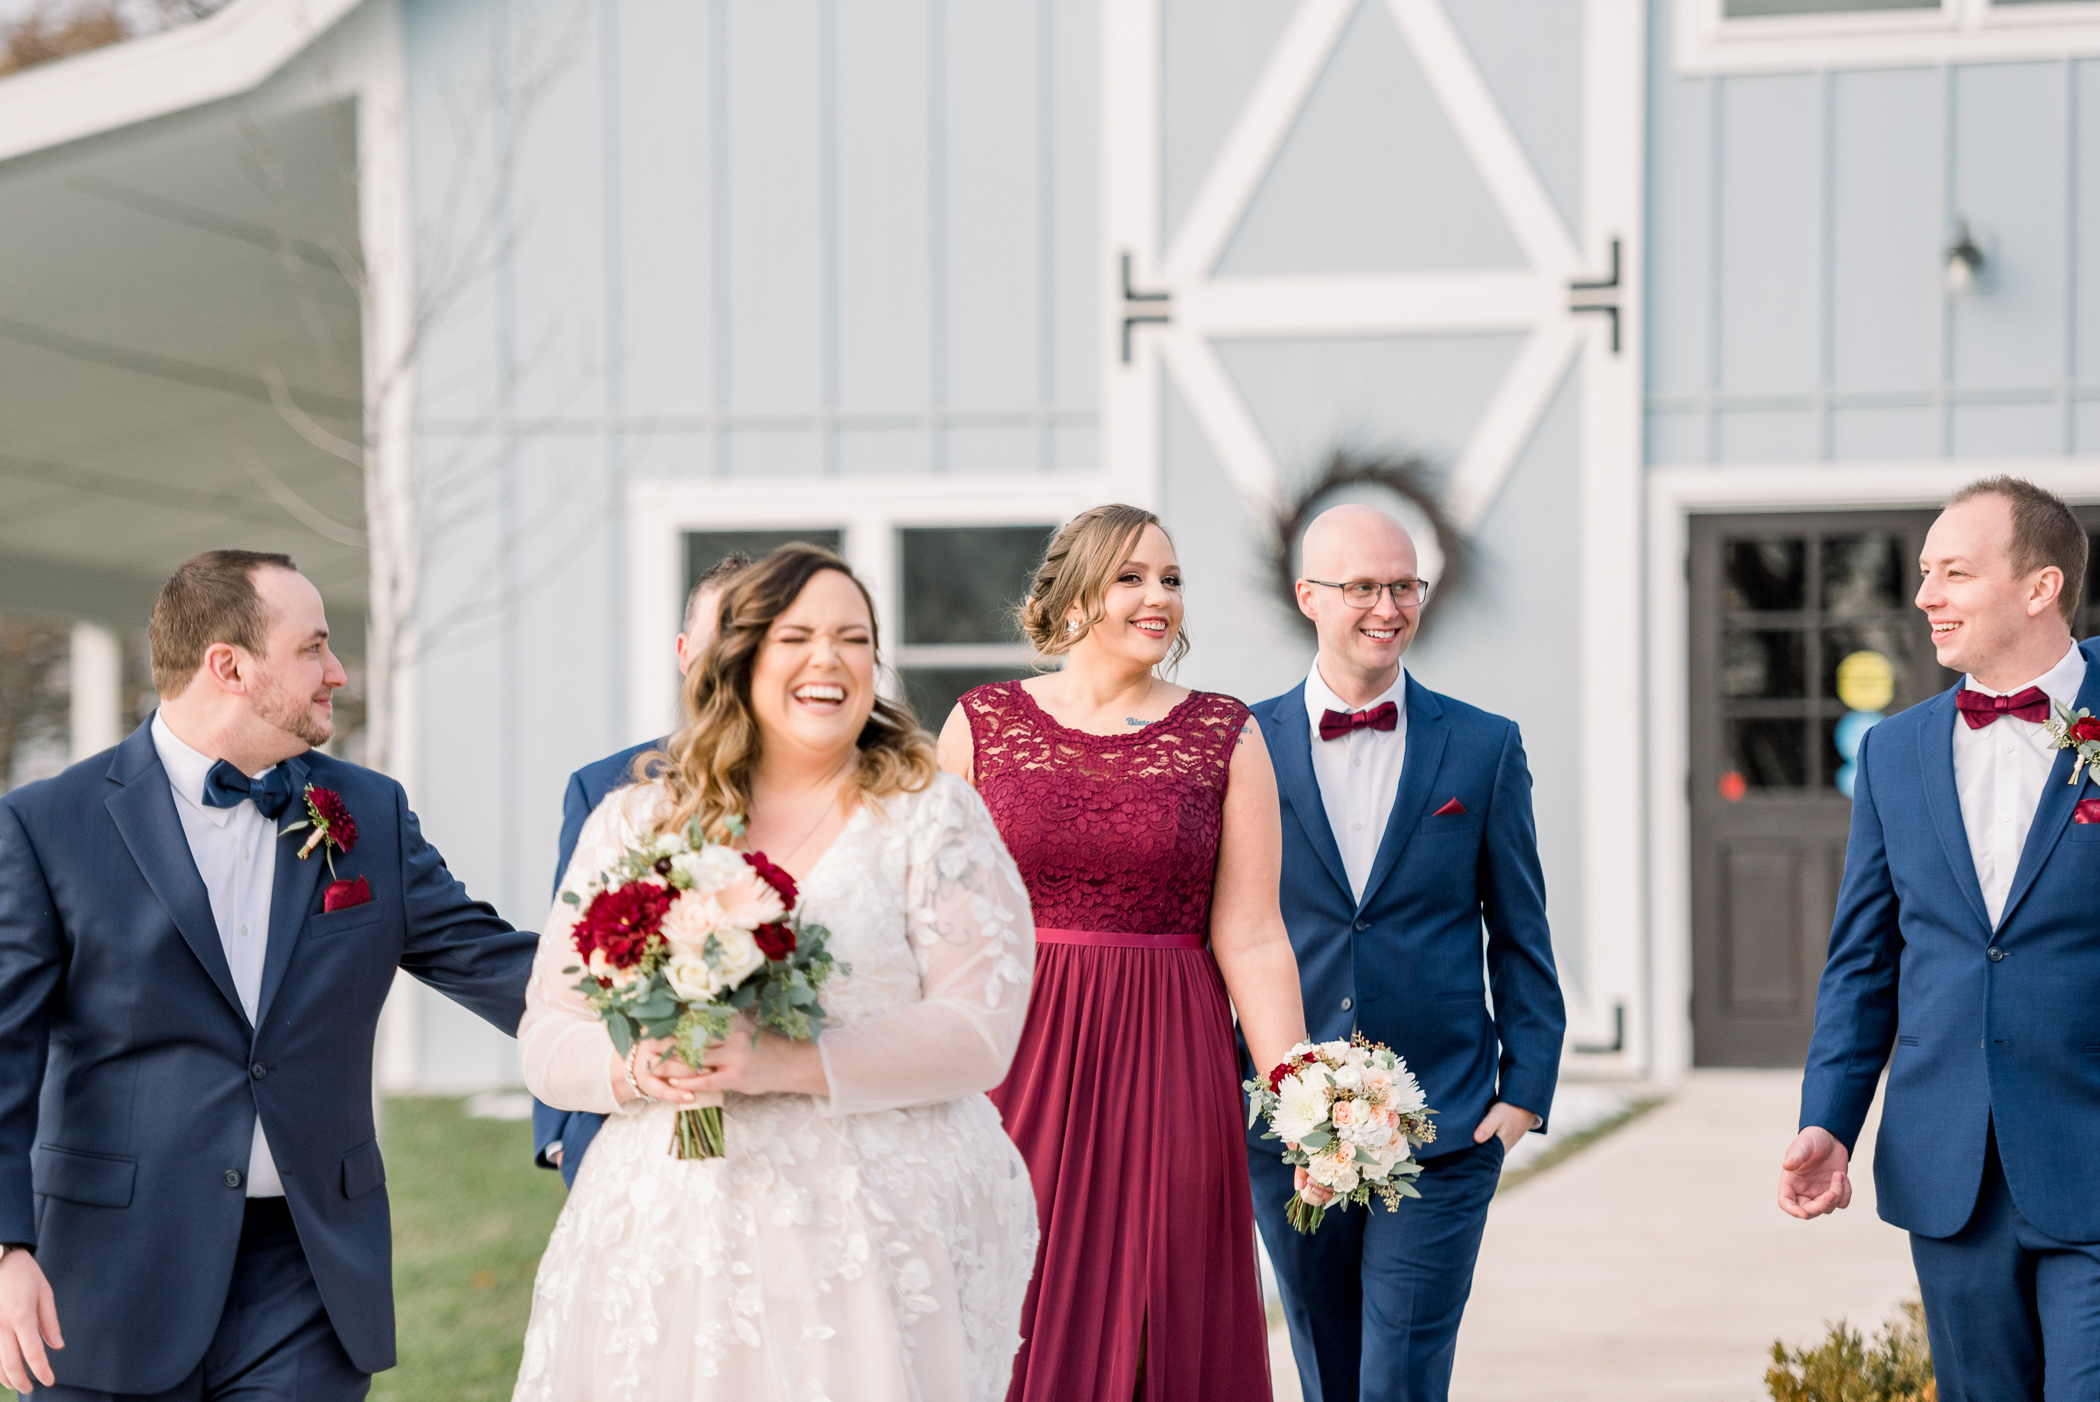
left=1304, top=662, right=1409, bottom=904
left=151, top=714, right=284, bottom=1197
left=1951, top=642, right=2088, bottom=930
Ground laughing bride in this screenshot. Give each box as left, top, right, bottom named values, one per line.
left=512, top=544, right=1038, bottom=1401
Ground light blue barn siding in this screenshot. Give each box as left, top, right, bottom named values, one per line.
left=1646, top=0, right=2100, bottom=463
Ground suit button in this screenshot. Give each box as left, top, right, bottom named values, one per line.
left=1353, top=919, right=1368, bottom=932
left=1988, top=947, right=2005, bottom=962
left=1340, top=997, right=1353, bottom=1011
left=250, top=1062, right=267, bottom=1080
left=223, top=1169, right=243, bottom=1189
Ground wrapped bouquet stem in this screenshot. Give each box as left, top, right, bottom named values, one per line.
left=1245, top=1034, right=1438, bottom=1234
left=565, top=815, right=843, bottom=1160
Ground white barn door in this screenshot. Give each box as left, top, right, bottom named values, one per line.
left=1100, top=0, right=1650, bottom=1070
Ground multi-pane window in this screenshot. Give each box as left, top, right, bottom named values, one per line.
left=684, top=529, right=845, bottom=609
left=1723, top=0, right=1931, bottom=14
left=895, top=526, right=1054, bottom=728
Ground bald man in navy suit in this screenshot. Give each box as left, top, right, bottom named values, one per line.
left=531, top=553, right=747, bottom=1187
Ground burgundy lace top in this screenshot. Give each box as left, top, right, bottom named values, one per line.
left=962, top=681, right=1250, bottom=938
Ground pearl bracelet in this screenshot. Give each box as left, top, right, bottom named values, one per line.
left=624, top=1043, right=655, bottom=1104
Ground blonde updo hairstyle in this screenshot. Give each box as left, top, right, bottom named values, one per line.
left=1018, top=503, right=1190, bottom=670
left=647, top=543, right=935, bottom=842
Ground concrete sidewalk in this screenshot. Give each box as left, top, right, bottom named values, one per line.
left=1266, top=1070, right=1918, bottom=1400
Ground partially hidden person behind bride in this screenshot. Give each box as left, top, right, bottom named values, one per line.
left=513, top=544, right=1040, bottom=1401
left=937, top=504, right=1311, bottom=1401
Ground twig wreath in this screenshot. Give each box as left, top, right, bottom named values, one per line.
left=1267, top=447, right=1472, bottom=643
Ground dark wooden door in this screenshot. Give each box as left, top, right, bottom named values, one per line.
left=1688, top=506, right=2100, bottom=1067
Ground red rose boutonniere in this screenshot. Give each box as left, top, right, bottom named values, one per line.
left=281, top=784, right=359, bottom=877
left=2044, top=704, right=2100, bottom=787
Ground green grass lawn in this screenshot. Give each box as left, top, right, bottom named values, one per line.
left=3, top=1097, right=565, bottom=1402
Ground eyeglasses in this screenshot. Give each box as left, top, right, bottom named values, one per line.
left=1303, top=577, right=1433, bottom=608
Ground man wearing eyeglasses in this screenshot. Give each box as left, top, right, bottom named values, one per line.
left=1244, top=503, right=1564, bottom=1402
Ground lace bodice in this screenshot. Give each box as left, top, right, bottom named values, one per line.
left=962, top=682, right=1249, bottom=936
left=512, top=774, right=1040, bottom=1401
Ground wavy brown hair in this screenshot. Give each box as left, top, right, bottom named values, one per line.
left=644, top=543, right=935, bottom=841
left=1017, top=503, right=1190, bottom=670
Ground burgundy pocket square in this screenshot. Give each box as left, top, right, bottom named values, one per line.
left=2075, top=798, right=2100, bottom=825
left=1432, top=797, right=1467, bottom=817
left=323, top=875, right=372, bottom=912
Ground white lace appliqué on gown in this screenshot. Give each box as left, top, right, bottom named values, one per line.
left=512, top=773, right=1039, bottom=1402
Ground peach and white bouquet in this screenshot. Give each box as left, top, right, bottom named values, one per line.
left=1244, top=1034, right=1437, bottom=1234
left=560, top=815, right=841, bottom=1159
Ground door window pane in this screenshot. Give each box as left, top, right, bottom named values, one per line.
left=899, top=527, right=1051, bottom=645
left=1820, top=535, right=1904, bottom=616
left=1723, top=539, right=1807, bottom=612
left=684, top=529, right=843, bottom=598
left=1731, top=718, right=1809, bottom=789
left=899, top=666, right=1035, bottom=730
left=1723, top=630, right=1807, bottom=698
left=1725, top=0, right=1934, bottom=13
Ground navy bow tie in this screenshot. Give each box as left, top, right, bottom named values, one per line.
left=202, top=760, right=294, bottom=820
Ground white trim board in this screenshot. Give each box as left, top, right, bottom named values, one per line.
left=1676, top=0, right=2100, bottom=74
left=623, top=475, right=1117, bottom=743
left=1642, top=459, right=2100, bottom=1078
left=0, top=0, right=366, bottom=165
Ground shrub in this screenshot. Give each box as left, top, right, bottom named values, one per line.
left=1767, top=1300, right=1935, bottom=1402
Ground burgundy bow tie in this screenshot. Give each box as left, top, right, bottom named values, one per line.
left=1319, top=701, right=1398, bottom=742
left=1956, top=685, right=2051, bottom=730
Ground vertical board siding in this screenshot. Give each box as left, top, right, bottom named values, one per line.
left=1830, top=67, right=1942, bottom=396
left=1950, top=63, right=2068, bottom=397
left=1716, top=74, right=1822, bottom=399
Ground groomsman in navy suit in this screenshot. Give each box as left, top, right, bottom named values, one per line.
left=1784, top=477, right=2100, bottom=1400
left=530, top=552, right=747, bottom=1187
left=0, top=551, right=534, bottom=1398
left=1248, top=504, right=1565, bottom=1402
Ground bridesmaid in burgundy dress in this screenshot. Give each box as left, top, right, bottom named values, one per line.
left=937, top=504, right=1314, bottom=1402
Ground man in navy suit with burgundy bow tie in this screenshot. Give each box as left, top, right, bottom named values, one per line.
left=0, top=550, right=534, bottom=1398
left=1247, top=504, right=1565, bottom=1402
left=1783, top=477, right=2100, bottom=1401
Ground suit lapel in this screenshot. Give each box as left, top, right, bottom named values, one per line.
left=256, top=753, right=323, bottom=1025
left=1264, top=684, right=1353, bottom=902
left=103, top=724, right=251, bottom=1028
left=1996, top=652, right=2100, bottom=933
left=1916, top=687, right=1993, bottom=934
left=1355, top=676, right=1449, bottom=912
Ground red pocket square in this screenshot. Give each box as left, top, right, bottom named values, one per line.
left=1432, top=797, right=1467, bottom=817
left=324, top=875, right=372, bottom=912
left=2075, top=798, right=2100, bottom=825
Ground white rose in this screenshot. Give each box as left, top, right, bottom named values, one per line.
left=1332, top=1064, right=1365, bottom=1093
left=1272, top=1071, right=1331, bottom=1144
left=665, top=952, right=723, bottom=1002
left=708, top=922, right=766, bottom=990
left=672, top=845, right=747, bottom=894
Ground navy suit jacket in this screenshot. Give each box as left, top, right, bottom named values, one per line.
left=1248, top=677, right=1565, bottom=1158
left=530, top=737, right=661, bottom=1187
left=0, top=718, right=535, bottom=1393
left=1800, top=640, right=2100, bottom=1242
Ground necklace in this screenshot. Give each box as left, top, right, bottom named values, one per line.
left=751, top=757, right=855, bottom=866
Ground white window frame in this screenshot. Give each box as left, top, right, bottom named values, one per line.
left=1644, top=459, right=2100, bottom=1078
left=625, top=475, right=1118, bottom=742
left=1678, top=0, right=2100, bottom=73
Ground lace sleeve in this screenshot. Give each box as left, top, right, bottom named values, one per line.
left=517, top=785, right=658, bottom=1115
left=817, top=774, right=1035, bottom=1117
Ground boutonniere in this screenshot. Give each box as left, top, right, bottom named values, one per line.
left=2043, top=703, right=2100, bottom=786
left=280, top=784, right=359, bottom=877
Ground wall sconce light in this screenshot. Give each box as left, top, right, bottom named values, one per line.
left=1946, top=221, right=1984, bottom=296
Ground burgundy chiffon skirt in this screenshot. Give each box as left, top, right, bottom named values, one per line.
left=988, top=932, right=1272, bottom=1402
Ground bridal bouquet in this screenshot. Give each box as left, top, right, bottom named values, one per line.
left=1244, top=1035, right=1437, bottom=1234
left=560, top=815, right=841, bottom=1159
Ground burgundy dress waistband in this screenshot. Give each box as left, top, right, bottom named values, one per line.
left=1035, top=925, right=1207, bottom=951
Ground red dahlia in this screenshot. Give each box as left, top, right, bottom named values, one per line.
left=754, top=922, right=796, bottom=962
left=306, top=785, right=357, bottom=853
left=743, top=851, right=799, bottom=910
left=573, top=882, right=675, bottom=970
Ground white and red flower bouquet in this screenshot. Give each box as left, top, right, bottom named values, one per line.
left=1245, top=1035, right=1437, bottom=1234
left=559, top=815, right=842, bottom=1159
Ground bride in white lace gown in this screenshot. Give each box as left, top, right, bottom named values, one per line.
left=512, top=547, right=1038, bottom=1402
